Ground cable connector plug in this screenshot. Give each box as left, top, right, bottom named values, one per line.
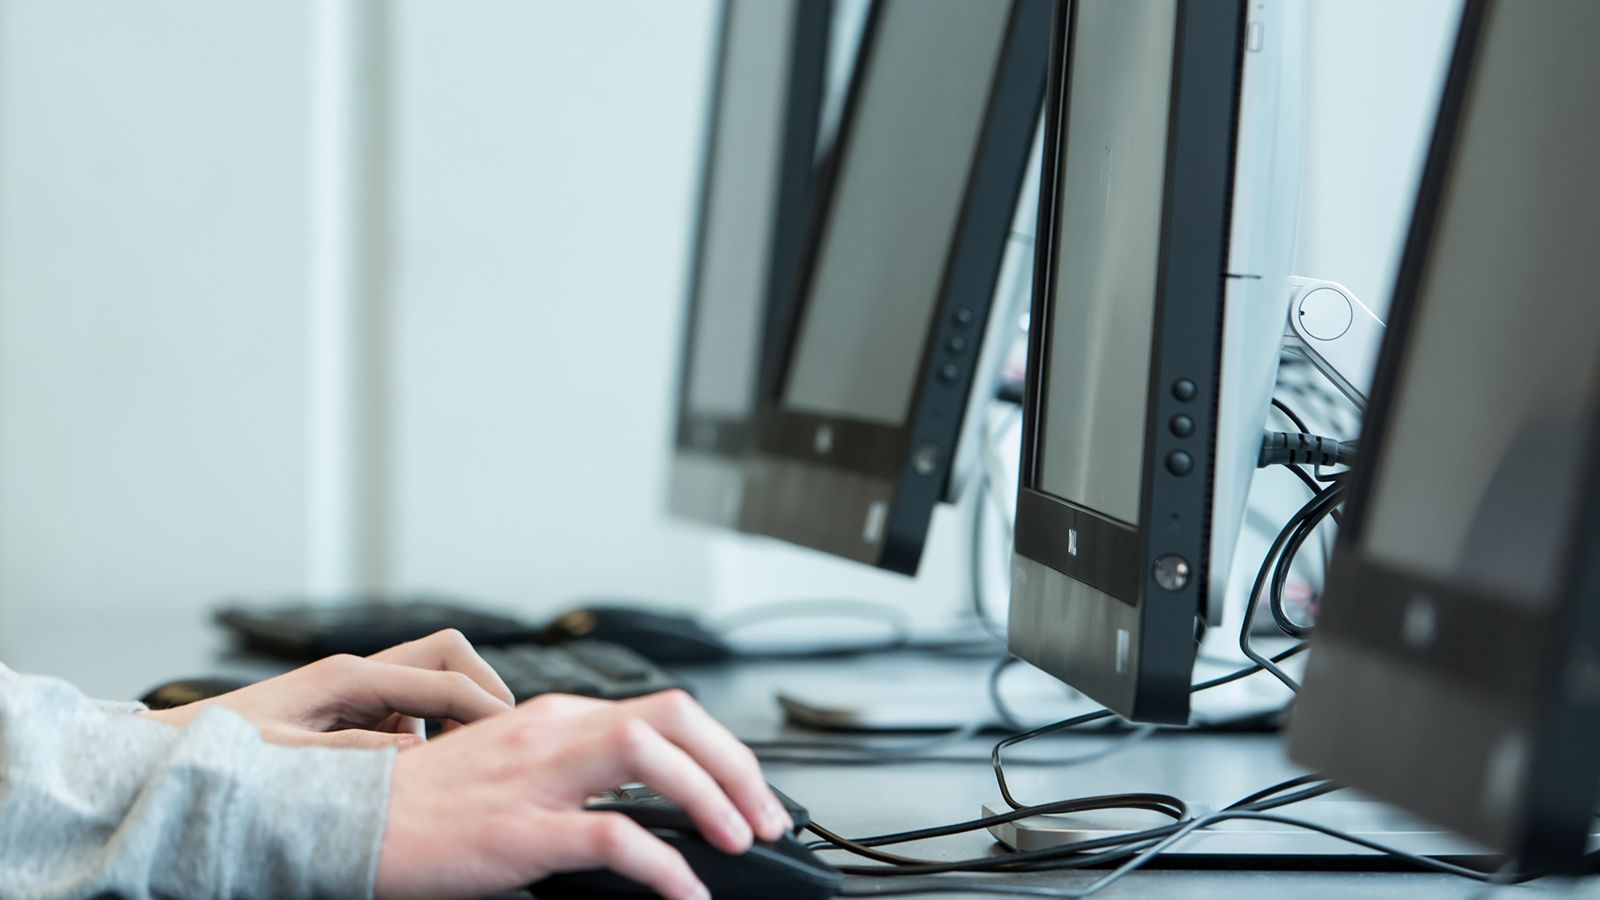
left=1258, top=431, right=1356, bottom=469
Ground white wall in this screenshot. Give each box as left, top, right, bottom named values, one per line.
left=0, top=1, right=724, bottom=670
left=385, top=1, right=720, bottom=612
left=0, top=1, right=312, bottom=656
left=1297, top=0, right=1464, bottom=316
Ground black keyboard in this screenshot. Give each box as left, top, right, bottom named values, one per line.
left=593, top=783, right=812, bottom=832
left=216, top=597, right=541, bottom=659
left=480, top=640, right=683, bottom=702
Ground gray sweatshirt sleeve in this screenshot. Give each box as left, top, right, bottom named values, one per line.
left=0, top=663, right=395, bottom=899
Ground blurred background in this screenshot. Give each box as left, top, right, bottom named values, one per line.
left=0, top=0, right=1460, bottom=683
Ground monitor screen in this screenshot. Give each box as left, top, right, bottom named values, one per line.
left=1359, top=6, right=1600, bottom=604
left=1288, top=0, right=1600, bottom=868
left=1036, top=0, right=1177, bottom=528
left=737, top=0, right=1049, bottom=574
left=683, top=0, right=821, bottom=423
left=669, top=0, right=829, bottom=528
left=1009, top=0, right=1253, bottom=724
left=781, top=0, right=1014, bottom=426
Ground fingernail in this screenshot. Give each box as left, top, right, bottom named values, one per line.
left=723, top=808, right=752, bottom=849
left=687, top=882, right=711, bottom=900
left=765, top=797, right=792, bottom=835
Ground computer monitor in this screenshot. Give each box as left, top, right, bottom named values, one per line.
left=668, top=0, right=830, bottom=528
left=1289, top=0, right=1600, bottom=871
left=738, top=0, right=1051, bottom=575
left=1008, top=0, right=1305, bottom=724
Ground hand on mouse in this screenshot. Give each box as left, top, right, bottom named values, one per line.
left=137, top=629, right=515, bottom=749
left=374, top=689, right=793, bottom=900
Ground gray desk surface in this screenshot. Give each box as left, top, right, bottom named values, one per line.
left=3, top=608, right=1593, bottom=899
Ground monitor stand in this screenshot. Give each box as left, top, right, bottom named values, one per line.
left=982, top=798, right=1544, bottom=867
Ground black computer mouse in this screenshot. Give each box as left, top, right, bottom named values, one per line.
left=543, top=605, right=734, bottom=665
left=529, top=803, right=840, bottom=900
left=139, top=676, right=254, bottom=710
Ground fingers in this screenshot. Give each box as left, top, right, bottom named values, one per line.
left=266, top=726, right=423, bottom=751
left=542, top=811, right=708, bottom=900
left=371, top=629, right=516, bottom=707
left=615, top=691, right=790, bottom=841
left=377, top=711, right=426, bottom=739
left=559, top=720, right=752, bottom=855
left=319, top=656, right=511, bottom=726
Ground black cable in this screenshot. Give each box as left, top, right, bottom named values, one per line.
left=826, top=774, right=1319, bottom=855
left=1270, top=397, right=1311, bottom=434
left=1279, top=462, right=1341, bottom=527
left=814, top=818, right=1171, bottom=878
left=991, top=645, right=1307, bottom=811
left=1258, top=431, right=1357, bottom=469
left=813, top=774, right=1344, bottom=885
left=1237, top=483, right=1342, bottom=690
left=824, top=784, right=1527, bottom=896
left=811, top=793, right=1186, bottom=867
left=1223, top=773, right=1325, bottom=810
left=1268, top=482, right=1344, bottom=639
left=1271, top=394, right=1356, bottom=483
left=1281, top=461, right=1320, bottom=495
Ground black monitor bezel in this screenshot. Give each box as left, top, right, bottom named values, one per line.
left=1288, top=0, right=1600, bottom=870
left=743, top=0, right=1051, bottom=574
left=669, top=0, right=831, bottom=467
left=1010, top=0, right=1245, bottom=723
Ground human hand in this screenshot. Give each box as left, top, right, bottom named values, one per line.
left=137, top=629, right=515, bottom=749
left=374, top=689, right=792, bottom=900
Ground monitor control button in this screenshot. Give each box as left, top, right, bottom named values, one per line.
left=1172, top=378, right=1197, bottom=402
left=952, top=307, right=975, bottom=327
left=946, top=335, right=968, bottom=354
left=938, top=363, right=961, bottom=384
left=1152, top=555, right=1191, bottom=592
left=1166, top=450, right=1193, bottom=476
left=911, top=444, right=941, bottom=476
left=1170, top=415, right=1195, bottom=438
